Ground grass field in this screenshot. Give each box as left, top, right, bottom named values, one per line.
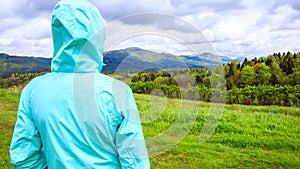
left=0, top=89, right=299, bottom=168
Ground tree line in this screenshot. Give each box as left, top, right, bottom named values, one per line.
left=125, top=51, right=300, bottom=106
left=0, top=72, right=46, bottom=89
left=225, top=52, right=300, bottom=89
left=1, top=51, right=299, bottom=106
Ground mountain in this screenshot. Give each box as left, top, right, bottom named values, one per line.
left=103, top=47, right=205, bottom=72
left=0, top=48, right=233, bottom=76
left=180, top=52, right=233, bottom=69
left=102, top=47, right=232, bottom=72
left=0, top=53, right=51, bottom=77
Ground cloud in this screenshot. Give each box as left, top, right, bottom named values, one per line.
left=110, top=34, right=196, bottom=55
left=91, top=0, right=300, bottom=58
left=169, top=0, right=245, bottom=16
left=104, top=14, right=213, bottom=57
left=11, top=0, right=57, bottom=19
left=180, top=1, right=300, bottom=58
left=0, top=11, right=52, bottom=57
left=90, top=0, right=175, bottom=21
left=117, top=13, right=199, bottom=33
left=0, top=0, right=299, bottom=59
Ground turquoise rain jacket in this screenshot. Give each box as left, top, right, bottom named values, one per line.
left=9, top=0, right=150, bottom=168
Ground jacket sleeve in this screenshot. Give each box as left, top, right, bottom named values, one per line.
left=9, top=84, right=47, bottom=169
left=115, top=88, right=150, bottom=169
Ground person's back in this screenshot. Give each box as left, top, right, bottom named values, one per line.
left=9, top=0, right=150, bottom=168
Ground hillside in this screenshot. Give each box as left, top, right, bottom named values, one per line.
left=0, top=53, right=51, bottom=78
left=0, top=48, right=233, bottom=76
left=103, top=47, right=234, bottom=72
left=104, top=47, right=202, bottom=72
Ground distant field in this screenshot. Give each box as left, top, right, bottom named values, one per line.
left=0, top=89, right=299, bottom=168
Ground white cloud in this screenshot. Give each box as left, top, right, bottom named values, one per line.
left=104, top=15, right=214, bottom=56
left=0, top=1, right=18, bottom=19
left=0, top=12, right=52, bottom=57
left=179, top=3, right=300, bottom=58
left=110, top=34, right=195, bottom=55
left=91, top=0, right=175, bottom=21
left=0, top=0, right=299, bottom=59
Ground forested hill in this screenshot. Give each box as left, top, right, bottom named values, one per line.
left=0, top=48, right=233, bottom=77
left=1, top=49, right=299, bottom=83
left=224, top=51, right=300, bottom=88
left=0, top=53, right=51, bottom=78
left=1, top=50, right=299, bottom=107
left=103, top=47, right=234, bottom=72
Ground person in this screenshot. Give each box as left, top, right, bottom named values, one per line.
left=9, top=0, right=150, bottom=168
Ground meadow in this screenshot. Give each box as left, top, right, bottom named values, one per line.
left=0, top=89, right=299, bottom=168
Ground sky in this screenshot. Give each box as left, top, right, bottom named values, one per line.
left=0, top=0, right=299, bottom=58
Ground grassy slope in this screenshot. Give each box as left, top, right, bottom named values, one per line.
left=0, top=90, right=299, bottom=168
left=0, top=90, right=20, bottom=168
left=138, top=94, right=300, bottom=168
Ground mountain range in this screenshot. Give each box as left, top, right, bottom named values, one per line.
left=0, top=53, right=51, bottom=77
left=0, top=47, right=235, bottom=77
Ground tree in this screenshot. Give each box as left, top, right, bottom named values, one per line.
left=241, top=66, right=256, bottom=86
left=192, top=68, right=208, bottom=84
left=154, top=76, right=170, bottom=85
left=241, top=58, right=248, bottom=70
left=227, top=70, right=242, bottom=89
left=254, top=63, right=271, bottom=85
left=231, top=59, right=239, bottom=74
left=281, top=55, right=294, bottom=75
left=269, top=74, right=279, bottom=85
left=270, top=62, right=283, bottom=85
left=265, top=55, right=275, bottom=66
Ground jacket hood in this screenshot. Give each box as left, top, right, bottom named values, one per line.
left=51, top=0, right=105, bottom=73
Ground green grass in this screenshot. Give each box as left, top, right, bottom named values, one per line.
left=137, top=94, right=300, bottom=168
left=1, top=89, right=299, bottom=168
left=0, top=89, right=20, bottom=169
